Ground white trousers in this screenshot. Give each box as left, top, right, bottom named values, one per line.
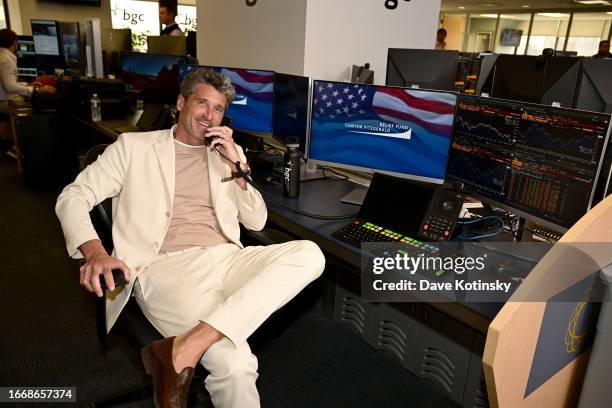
left=133, top=240, right=326, bottom=408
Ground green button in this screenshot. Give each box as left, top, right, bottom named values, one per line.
left=436, top=269, right=446, bottom=277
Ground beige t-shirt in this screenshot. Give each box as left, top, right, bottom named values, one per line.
left=159, top=140, right=229, bottom=252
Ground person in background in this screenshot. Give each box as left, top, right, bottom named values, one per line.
left=592, top=40, right=612, bottom=58
left=0, top=28, right=54, bottom=103
left=0, top=28, right=53, bottom=152
left=435, top=28, right=447, bottom=50
left=159, top=2, right=184, bottom=36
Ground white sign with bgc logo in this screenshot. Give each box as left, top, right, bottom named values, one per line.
left=110, top=0, right=197, bottom=51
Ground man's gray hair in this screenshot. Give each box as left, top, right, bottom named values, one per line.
left=179, top=69, right=236, bottom=109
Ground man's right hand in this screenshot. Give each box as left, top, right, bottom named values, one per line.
left=78, top=239, right=131, bottom=297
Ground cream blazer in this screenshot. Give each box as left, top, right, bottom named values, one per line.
left=55, top=126, right=267, bottom=331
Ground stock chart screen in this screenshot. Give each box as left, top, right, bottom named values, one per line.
left=448, top=95, right=611, bottom=229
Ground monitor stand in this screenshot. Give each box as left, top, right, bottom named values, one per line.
left=300, top=160, right=325, bottom=181
left=340, top=188, right=367, bottom=206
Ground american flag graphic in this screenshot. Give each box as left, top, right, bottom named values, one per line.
left=221, top=69, right=274, bottom=99
left=179, top=65, right=273, bottom=101
left=309, top=81, right=457, bottom=181
left=313, top=82, right=456, bottom=135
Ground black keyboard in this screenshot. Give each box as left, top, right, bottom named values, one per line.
left=333, top=220, right=448, bottom=279
left=334, top=220, right=539, bottom=284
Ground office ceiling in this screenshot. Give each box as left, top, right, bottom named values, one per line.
left=441, top=0, right=612, bottom=12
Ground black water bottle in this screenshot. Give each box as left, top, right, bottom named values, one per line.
left=283, top=142, right=301, bottom=198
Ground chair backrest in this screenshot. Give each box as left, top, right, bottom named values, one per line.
left=483, top=195, right=612, bottom=408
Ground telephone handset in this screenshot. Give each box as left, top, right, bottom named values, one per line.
left=204, top=115, right=233, bottom=145
left=416, top=188, right=464, bottom=242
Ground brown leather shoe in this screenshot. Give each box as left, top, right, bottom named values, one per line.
left=141, top=337, right=195, bottom=408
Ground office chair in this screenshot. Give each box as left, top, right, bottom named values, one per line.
left=84, top=144, right=294, bottom=407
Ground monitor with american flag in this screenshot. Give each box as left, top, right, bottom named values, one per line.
left=308, top=80, right=458, bottom=183
left=179, top=64, right=274, bottom=133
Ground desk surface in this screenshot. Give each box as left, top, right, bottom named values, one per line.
left=73, top=115, right=138, bottom=141
left=261, top=178, right=525, bottom=333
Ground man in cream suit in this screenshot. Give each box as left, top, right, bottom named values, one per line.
left=56, top=69, right=325, bottom=408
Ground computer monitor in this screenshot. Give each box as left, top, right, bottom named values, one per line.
left=447, top=94, right=611, bottom=232
left=490, top=54, right=582, bottom=107
left=102, top=28, right=132, bottom=53
left=16, top=35, right=37, bottom=82
left=121, top=52, right=188, bottom=104
left=475, top=53, right=498, bottom=95
left=575, top=59, right=612, bottom=114
left=31, top=19, right=62, bottom=74
left=455, top=53, right=482, bottom=94
left=147, top=36, right=187, bottom=56
left=386, top=49, right=459, bottom=91
left=351, top=64, right=374, bottom=84
left=272, top=72, right=310, bottom=154
left=84, top=18, right=103, bottom=78
left=575, top=59, right=612, bottom=203
left=500, top=29, right=523, bottom=47
left=101, top=29, right=132, bottom=76
left=179, top=64, right=275, bottom=134
left=31, top=19, right=60, bottom=56
left=308, top=80, right=458, bottom=184
left=57, top=21, right=82, bottom=76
